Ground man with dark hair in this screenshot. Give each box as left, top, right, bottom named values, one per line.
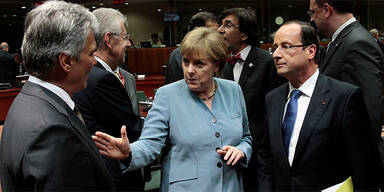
left=72, top=7, right=144, bottom=191
left=0, top=1, right=114, bottom=190
left=257, top=20, right=380, bottom=191
left=218, top=7, right=284, bottom=191
left=165, top=11, right=217, bottom=84
left=309, top=0, right=384, bottom=187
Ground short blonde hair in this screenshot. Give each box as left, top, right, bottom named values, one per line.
left=181, top=27, right=228, bottom=72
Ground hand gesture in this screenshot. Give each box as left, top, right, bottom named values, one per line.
left=92, top=125, right=131, bottom=160
left=216, top=146, right=245, bottom=166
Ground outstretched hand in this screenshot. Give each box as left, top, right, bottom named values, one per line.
left=216, top=146, right=245, bottom=166
left=92, top=125, right=131, bottom=160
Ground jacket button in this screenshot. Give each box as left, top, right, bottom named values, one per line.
left=212, top=118, right=217, bottom=123
left=215, top=132, right=220, bottom=137
left=217, top=162, right=222, bottom=168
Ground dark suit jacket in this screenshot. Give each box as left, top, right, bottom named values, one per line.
left=165, top=47, right=183, bottom=84
left=221, top=46, right=285, bottom=148
left=0, top=81, right=113, bottom=191
left=72, top=62, right=143, bottom=190
left=0, top=50, right=16, bottom=85
left=321, top=21, right=384, bottom=141
left=258, top=74, right=379, bottom=191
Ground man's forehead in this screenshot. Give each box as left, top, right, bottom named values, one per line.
left=274, top=24, right=301, bottom=43
left=221, top=15, right=238, bottom=23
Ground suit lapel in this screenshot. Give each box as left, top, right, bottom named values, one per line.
left=292, top=74, right=331, bottom=167
left=238, top=47, right=258, bottom=88
left=24, top=82, right=106, bottom=164
left=321, top=21, right=360, bottom=71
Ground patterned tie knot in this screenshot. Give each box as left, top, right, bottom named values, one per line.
left=290, top=89, right=302, bottom=100
left=227, top=54, right=243, bottom=67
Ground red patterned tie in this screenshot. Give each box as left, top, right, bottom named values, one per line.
left=227, top=54, right=243, bottom=68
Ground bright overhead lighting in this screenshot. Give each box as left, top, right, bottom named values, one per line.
left=157, top=9, right=162, bottom=12
left=198, top=8, right=202, bottom=11
left=21, top=6, right=26, bottom=9
left=92, top=6, right=96, bottom=9
left=12, top=15, right=16, bottom=17
left=125, top=3, right=129, bottom=5
left=100, top=3, right=104, bottom=6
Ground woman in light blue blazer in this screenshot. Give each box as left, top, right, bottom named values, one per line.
left=93, top=27, right=252, bottom=192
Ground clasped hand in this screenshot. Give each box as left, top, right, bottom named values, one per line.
left=216, top=146, right=245, bottom=166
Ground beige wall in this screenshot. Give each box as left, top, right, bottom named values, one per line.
left=122, top=4, right=168, bottom=46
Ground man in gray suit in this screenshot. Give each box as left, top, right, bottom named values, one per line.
left=0, top=1, right=114, bottom=191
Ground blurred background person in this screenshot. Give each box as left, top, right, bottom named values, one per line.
left=369, top=28, right=384, bottom=54
left=165, top=11, right=217, bottom=85
left=217, top=7, right=285, bottom=191
left=93, top=27, right=252, bottom=192
left=72, top=7, right=144, bottom=191
left=150, top=32, right=162, bottom=46
left=0, top=1, right=114, bottom=190
left=0, top=42, right=17, bottom=86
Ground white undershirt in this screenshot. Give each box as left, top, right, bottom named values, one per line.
left=231, top=45, right=251, bottom=83
left=283, top=69, right=319, bottom=166
left=28, top=75, right=75, bottom=110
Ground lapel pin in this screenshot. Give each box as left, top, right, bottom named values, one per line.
left=249, top=63, right=254, bottom=67
left=322, top=101, right=326, bottom=105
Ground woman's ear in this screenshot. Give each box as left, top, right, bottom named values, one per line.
left=57, top=52, right=72, bottom=73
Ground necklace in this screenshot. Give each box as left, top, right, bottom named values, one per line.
left=202, top=80, right=217, bottom=101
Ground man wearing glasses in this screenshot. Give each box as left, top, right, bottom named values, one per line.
left=217, top=7, right=284, bottom=191
left=308, top=0, right=384, bottom=187
left=257, top=20, right=380, bottom=191
left=72, top=8, right=144, bottom=191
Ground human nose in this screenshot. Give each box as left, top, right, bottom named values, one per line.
left=217, top=25, right=225, bottom=33
left=186, top=64, right=196, bottom=73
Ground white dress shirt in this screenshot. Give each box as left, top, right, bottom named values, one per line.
left=231, top=45, right=251, bottom=83
left=28, top=75, right=75, bottom=110
left=95, top=56, right=121, bottom=75
left=331, top=17, right=356, bottom=42
left=283, top=69, right=319, bottom=166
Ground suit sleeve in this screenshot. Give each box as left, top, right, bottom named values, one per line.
left=93, top=73, right=143, bottom=141
left=128, top=87, right=170, bottom=170
left=235, top=84, right=253, bottom=167
left=256, top=94, right=275, bottom=191
left=165, top=49, right=183, bottom=84
left=339, top=39, right=384, bottom=138
left=22, top=124, right=101, bottom=191
left=342, top=88, right=380, bottom=190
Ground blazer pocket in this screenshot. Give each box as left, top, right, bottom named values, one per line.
left=169, top=160, right=198, bottom=184
left=231, top=111, right=241, bottom=119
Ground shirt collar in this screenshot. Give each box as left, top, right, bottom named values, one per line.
left=231, top=45, right=251, bottom=62
left=288, top=69, right=319, bottom=99
left=95, top=56, right=119, bottom=74
left=331, top=17, right=356, bottom=42
left=28, top=75, right=75, bottom=110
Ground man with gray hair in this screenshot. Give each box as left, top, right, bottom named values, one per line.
left=73, top=7, right=144, bottom=191
left=0, top=1, right=114, bottom=190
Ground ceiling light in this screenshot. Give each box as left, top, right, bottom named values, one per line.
left=12, top=15, right=16, bottom=17
left=157, top=9, right=162, bottom=12
left=21, top=6, right=26, bottom=9
left=92, top=6, right=96, bottom=9
left=100, top=3, right=104, bottom=6
left=198, top=8, right=202, bottom=11
left=125, top=3, right=129, bottom=5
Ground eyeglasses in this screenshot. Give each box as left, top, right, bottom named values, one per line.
left=307, top=6, right=323, bottom=17
left=269, top=44, right=308, bottom=54
left=111, top=33, right=130, bottom=41
left=218, top=22, right=240, bottom=30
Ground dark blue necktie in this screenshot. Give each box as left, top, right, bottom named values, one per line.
left=282, top=89, right=302, bottom=156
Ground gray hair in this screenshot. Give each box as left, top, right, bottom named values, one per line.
left=22, top=0, right=99, bottom=78
left=92, top=8, right=128, bottom=49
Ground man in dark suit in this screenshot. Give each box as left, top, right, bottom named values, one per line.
left=0, top=1, right=114, bottom=190
left=257, top=21, right=380, bottom=191
left=0, top=42, right=16, bottom=86
left=165, top=11, right=217, bottom=84
left=217, top=7, right=284, bottom=190
left=369, top=28, right=384, bottom=55
left=72, top=8, right=144, bottom=191
left=309, top=0, right=384, bottom=186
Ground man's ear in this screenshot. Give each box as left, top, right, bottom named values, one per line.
left=307, top=44, right=317, bottom=60
left=105, top=32, right=113, bottom=49
left=323, top=3, right=332, bottom=18
left=241, top=33, right=248, bottom=42
left=58, top=52, right=72, bottom=73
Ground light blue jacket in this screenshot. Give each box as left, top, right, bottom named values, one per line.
left=128, top=78, right=252, bottom=192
